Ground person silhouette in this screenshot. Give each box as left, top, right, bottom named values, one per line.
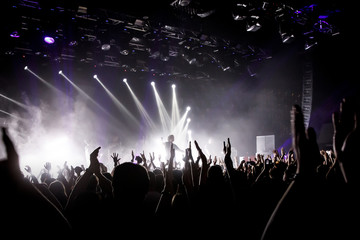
left=163, top=135, right=183, bottom=162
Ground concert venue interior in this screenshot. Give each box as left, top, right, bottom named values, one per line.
left=0, top=0, right=355, bottom=176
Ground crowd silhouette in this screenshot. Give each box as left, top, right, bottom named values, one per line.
left=0, top=97, right=358, bottom=239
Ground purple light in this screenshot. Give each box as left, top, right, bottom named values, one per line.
left=10, top=31, right=20, bottom=38
left=44, top=36, right=55, bottom=44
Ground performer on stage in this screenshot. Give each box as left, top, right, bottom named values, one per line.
left=163, top=134, right=184, bottom=161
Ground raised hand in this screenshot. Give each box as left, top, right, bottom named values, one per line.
left=140, top=150, right=148, bottom=169
left=194, top=140, right=209, bottom=186
left=111, top=152, right=121, bottom=167
left=223, top=138, right=233, bottom=168
left=149, top=152, right=156, bottom=169
left=131, top=150, right=135, bottom=163
left=88, top=146, right=101, bottom=174
left=24, top=165, right=32, bottom=174
left=331, top=98, right=359, bottom=184
left=291, top=105, right=321, bottom=178
left=44, top=162, right=52, bottom=172
left=1, top=127, right=21, bottom=179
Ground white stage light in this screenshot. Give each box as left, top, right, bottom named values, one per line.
left=93, top=74, right=98, bottom=79
left=123, top=78, right=127, bottom=83
left=151, top=81, right=155, bottom=86
left=24, top=66, right=28, bottom=70
left=187, top=118, right=191, bottom=122
left=58, top=70, right=63, bottom=75
left=172, top=84, right=176, bottom=89
left=186, top=106, right=191, bottom=111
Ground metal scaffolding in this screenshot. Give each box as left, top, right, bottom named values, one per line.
left=301, top=60, right=313, bottom=128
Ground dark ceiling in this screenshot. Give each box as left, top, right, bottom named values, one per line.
left=1, top=0, right=345, bottom=81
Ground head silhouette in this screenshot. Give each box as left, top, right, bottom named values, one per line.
left=168, top=134, right=174, bottom=142
left=112, top=162, right=150, bottom=205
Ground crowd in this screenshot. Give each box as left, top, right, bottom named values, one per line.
left=0, top=98, right=358, bottom=239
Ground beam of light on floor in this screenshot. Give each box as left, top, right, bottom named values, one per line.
left=94, top=75, right=140, bottom=126
left=0, top=94, right=30, bottom=111
left=0, top=109, right=26, bottom=121
left=171, top=84, right=180, bottom=131
left=123, top=78, right=156, bottom=130
left=151, top=81, right=171, bottom=134
left=24, top=66, right=63, bottom=94
left=59, top=71, right=115, bottom=121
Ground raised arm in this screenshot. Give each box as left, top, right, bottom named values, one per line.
left=66, top=147, right=113, bottom=209
left=328, top=98, right=359, bottom=185
left=194, top=140, right=210, bottom=187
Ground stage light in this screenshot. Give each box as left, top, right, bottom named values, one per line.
left=124, top=80, right=156, bottom=129
left=44, top=36, right=55, bottom=44
left=94, top=75, right=139, bottom=125
left=151, top=81, right=155, bottom=86
left=0, top=94, right=30, bottom=111
left=10, top=31, right=20, bottom=38
left=58, top=70, right=63, bottom=75
left=246, top=16, right=261, bottom=32
left=187, top=118, right=191, bottom=122
left=172, top=84, right=176, bottom=89
left=24, top=66, right=62, bottom=94
left=186, top=106, right=191, bottom=111
left=101, top=43, right=111, bottom=51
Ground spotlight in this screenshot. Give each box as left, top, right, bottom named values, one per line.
left=151, top=81, right=155, bottom=86
left=101, top=43, right=111, bottom=51
left=93, top=74, right=98, bottom=79
left=246, top=16, right=261, bottom=32
left=44, top=36, right=55, bottom=44
left=186, top=106, right=191, bottom=111
left=10, top=31, right=20, bottom=38
left=58, top=70, right=63, bottom=75
left=24, top=66, right=28, bottom=70
left=172, top=84, right=176, bottom=89
left=123, top=78, right=127, bottom=83
left=187, top=118, right=191, bottom=122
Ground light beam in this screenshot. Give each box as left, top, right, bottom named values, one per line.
left=151, top=81, right=171, bottom=134
left=94, top=75, right=140, bottom=125
left=124, top=79, right=156, bottom=130
left=171, top=84, right=180, bottom=131
left=59, top=71, right=115, bottom=120
left=0, top=94, right=30, bottom=111
left=24, top=66, right=63, bottom=94
left=0, top=109, right=26, bottom=121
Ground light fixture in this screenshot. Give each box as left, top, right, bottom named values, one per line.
left=10, top=31, right=20, bottom=38
left=279, top=22, right=295, bottom=44
left=246, top=16, right=261, bottom=32
left=304, top=31, right=317, bottom=51
left=232, top=3, right=248, bottom=21
left=123, top=78, right=127, bottom=83
left=101, top=43, right=111, bottom=51
left=44, top=36, right=55, bottom=44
